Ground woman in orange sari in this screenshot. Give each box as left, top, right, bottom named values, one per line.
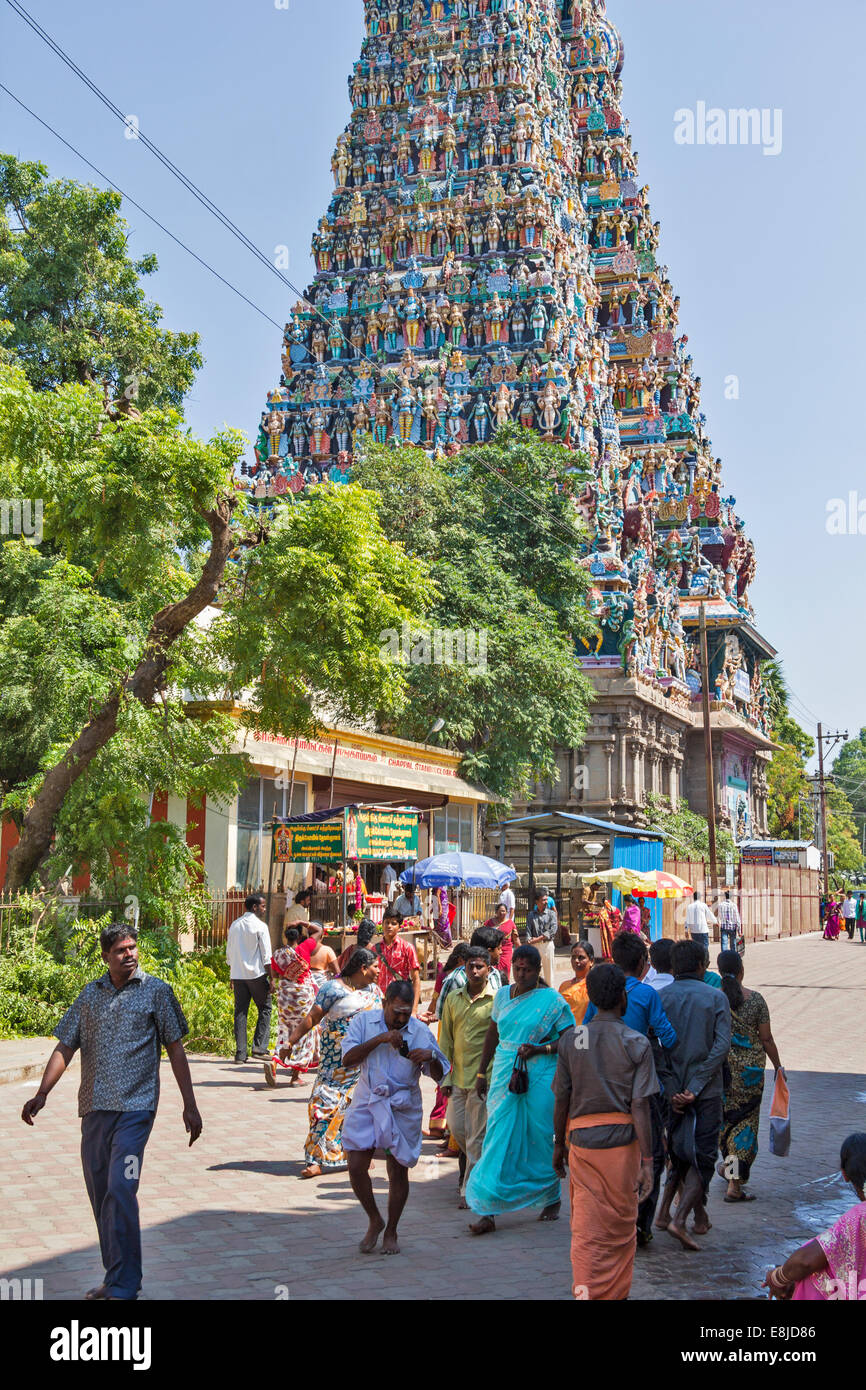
left=560, top=941, right=594, bottom=1025
left=597, top=900, right=621, bottom=962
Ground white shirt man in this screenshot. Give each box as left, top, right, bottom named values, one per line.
left=684, top=893, right=717, bottom=942
left=393, top=888, right=422, bottom=918
left=382, top=864, right=399, bottom=902
left=226, top=898, right=273, bottom=1064
left=498, top=886, right=516, bottom=916
left=842, top=894, right=856, bottom=920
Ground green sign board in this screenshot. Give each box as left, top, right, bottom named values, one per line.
left=272, top=808, right=419, bottom=865
left=273, top=821, right=343, bottom=865
left=352, top=809, right=419, bottom=861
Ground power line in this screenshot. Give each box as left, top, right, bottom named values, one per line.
left=2, top=78, right=590, bottom=550
left=0, top=83, right=284, bottom=332
left=3, top=0, right=372, bottom=365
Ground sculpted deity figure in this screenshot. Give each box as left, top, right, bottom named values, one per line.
left=538, top=380, right=561, bottom=435
left=493, top=383, right=513, bottom=428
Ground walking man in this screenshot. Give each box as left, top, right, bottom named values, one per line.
left=341, top=980, right=449, bottom=1254
left=226, top=894, right=273, bottom=1062
left=842, top=891, right=857, bottom=940
left=684, top=889, right=717, bottom=947
left=655, top=939, right=731, bottom=1251
left=553, top=963, right=657, bottom=1300
left=582, top=931, right=676, bottom=1245
left=526, top=888, right=559, bottom=984
left=438, top=947, right=496, bottom=1208
left=21, top=923, right=202, bottom=1300
left=718, top=891, right=743, bottom=955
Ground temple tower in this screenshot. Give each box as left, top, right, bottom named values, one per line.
left=248, top=0, right=775, bottom=847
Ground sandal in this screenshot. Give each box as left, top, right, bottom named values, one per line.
left=724, top=1191, right=756, bottom=1203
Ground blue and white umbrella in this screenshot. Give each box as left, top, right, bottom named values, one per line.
left=400, top=852, right=515, bottom=891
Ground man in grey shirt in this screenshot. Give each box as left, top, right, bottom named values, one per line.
left=525, top=889, right=558, bottom=985
left=655, top=938, right=731, bottom=1251
left=21, top=923, right=202, bottom=1300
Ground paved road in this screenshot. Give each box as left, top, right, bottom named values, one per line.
left=2, top=933, right=864, bottom=1301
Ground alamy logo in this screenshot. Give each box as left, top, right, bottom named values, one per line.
left=379, top=622, right=488, bottom=670
left=50, top=1321, right=152, bottom=1371
left=674, top=103, right=783, bottom=157
left=826, top=493, right=866, bottom=535
left=0, top=1276, right=44, bottom=1300
left=0, top=499, right=43, bottom=545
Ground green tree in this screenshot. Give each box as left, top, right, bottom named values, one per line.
left=831, top=729, right=866, bottom=852
left=763, top=660, right=816, bottom=840
left=0, top=361, right=429, bottom=893
left=644, top=792, right=739, bottom=863
left=762, top=662, right=862, bottom=870
left=0, top=153, right=201, bottom=409
left=825, top=780, right=863, bottom=876
left=353, top=428, right=596, bottom=804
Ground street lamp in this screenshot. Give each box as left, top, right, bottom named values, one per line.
left=583, top=841, right=605, bottom=874
left=426, top=718, right=445, bottom=742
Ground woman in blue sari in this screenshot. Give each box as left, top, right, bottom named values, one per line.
left=465, top=945, right=575, bottom=1234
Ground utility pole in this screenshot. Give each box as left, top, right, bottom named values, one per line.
left=699, top=602, right=719, bottom=902
left=816, top=723, right=848, bottom=900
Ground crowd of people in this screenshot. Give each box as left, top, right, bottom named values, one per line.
left=214, top=888, right=808, bottom=1298
left=823, top=890, right=866, bottom=942
left=17, top=890, right=866, bottom=1303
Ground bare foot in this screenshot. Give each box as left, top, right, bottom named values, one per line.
left=539, top=1200, right=561, bottom=1222
left=457, top=1196, right=468, bottom=1210
left=666, top=1221, right=701, bottom=1252
left=382, top=1228, right=401, bottom=1255
left=300, top=1164, right=322, bottom=1180
left=469, top=1216, right=496, bottom=1236
left=359, top=1215, right=385, bottom=1254
left=85, top=1284, right=107, bottom=1300
left=692, top=1214, right=712, bottom=1234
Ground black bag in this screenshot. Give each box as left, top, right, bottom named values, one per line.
left=508, top=1054, right=529, bottom=1095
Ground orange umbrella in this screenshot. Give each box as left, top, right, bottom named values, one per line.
left=632, top=870, right=694, bottom=900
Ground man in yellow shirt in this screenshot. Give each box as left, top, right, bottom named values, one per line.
left=439, top=946, right=496, bottom=1207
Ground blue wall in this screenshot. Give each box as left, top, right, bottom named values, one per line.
left=611, top=836, right=665, bottom=940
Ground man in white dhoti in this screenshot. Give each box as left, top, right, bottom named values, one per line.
left=341, top=980, right=449, bottom=1255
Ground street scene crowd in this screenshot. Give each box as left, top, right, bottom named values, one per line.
left=19, top=882, right=866, bottom=1303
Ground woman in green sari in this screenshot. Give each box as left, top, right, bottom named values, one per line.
left=465, top=945, right=574, bottom=1234
left=716, top=950, right=783, bottom=1202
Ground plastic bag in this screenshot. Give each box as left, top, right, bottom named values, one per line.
left=768, top=1069, right=791, bottom=1157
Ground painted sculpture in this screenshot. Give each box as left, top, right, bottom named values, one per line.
left=242, top=0, right=770, bottom=741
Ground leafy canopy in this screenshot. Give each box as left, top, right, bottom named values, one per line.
left=0, top=153, right=201, bottom=409
left=0, top=360, right=429, bottom=896
left=353, top=427, right=596, bottom=803
left=644, top=792, right=739, bottom=863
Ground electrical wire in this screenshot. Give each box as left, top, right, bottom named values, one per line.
left=0, top=83, right=284, bottom=331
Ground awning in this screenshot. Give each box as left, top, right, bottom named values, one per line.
left=489, top=811, right=664, bottom=841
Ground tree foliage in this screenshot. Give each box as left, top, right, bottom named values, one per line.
left=763, top=661, right=862, bottom=871
left=0, top=153, right=201, bottom=409
left=353, top=428, right=596, bottom=803
left=644, top=792, right=739, bottom=863
left=831, top=729, right=866, bottom=851
left=0, top=361, right=429, bottom=895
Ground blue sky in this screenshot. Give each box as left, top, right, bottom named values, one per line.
left=2, top=0, right=864, bottom=754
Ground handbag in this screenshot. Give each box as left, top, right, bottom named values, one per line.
left=508, top=1053, right=529, bottom=1095
left=768, top=1069, right=791, bottom=1157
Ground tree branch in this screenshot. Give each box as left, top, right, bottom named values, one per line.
left=5, top=492, right=243, bottom=892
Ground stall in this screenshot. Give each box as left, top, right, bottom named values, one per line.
left=488, top=812, right=666, bottom=940
left=269, top=803, right=421, bottom=948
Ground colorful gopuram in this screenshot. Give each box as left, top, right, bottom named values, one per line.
left=248, top=0, right=776, bottom=839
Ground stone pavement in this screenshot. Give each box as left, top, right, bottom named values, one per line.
left=1, top=932, right=864, bottom=1301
